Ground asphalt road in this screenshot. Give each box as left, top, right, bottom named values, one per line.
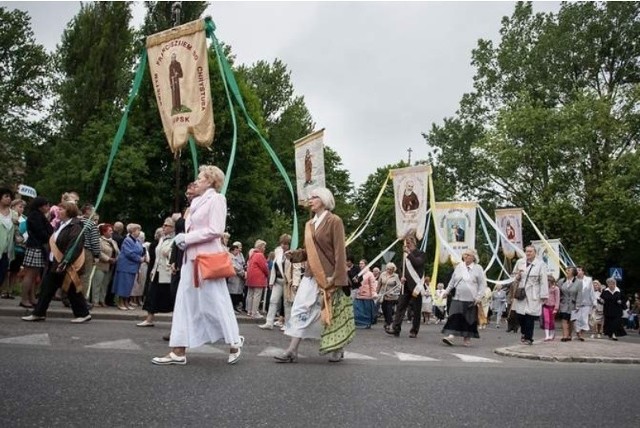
left=1, top=317, right=639, bottom=427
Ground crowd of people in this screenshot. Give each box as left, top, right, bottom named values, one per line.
left=2, top=182, right=639, bottom=366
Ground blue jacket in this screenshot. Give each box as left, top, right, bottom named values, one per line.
left=115, top=235, right=144, bottom=274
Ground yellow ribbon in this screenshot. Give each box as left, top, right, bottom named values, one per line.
left=427, top=172, right=439, bottom=296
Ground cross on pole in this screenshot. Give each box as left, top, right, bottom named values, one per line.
left=407, top=147, right=413, bottom=165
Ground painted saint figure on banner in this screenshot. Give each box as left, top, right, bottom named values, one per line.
left=304, top=149, right=313, bottom=186
left=505, top=220, right=516, bottom=242
left=401, top=180, right=420, bottom=211
left=169, top=53, right=184, bottom=115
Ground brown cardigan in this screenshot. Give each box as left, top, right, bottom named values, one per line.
left=292, top=212, right=348, bottom=288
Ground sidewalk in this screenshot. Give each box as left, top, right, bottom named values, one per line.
left=495, top=337, right=640, bottom=364
left=0, top=296, right=257, bottom=324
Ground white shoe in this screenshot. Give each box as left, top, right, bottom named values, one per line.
left=137, top=320, right=155, bottom=327
left=70, top=315, right=92, bottom=323
left=274, top=320, right=284, bottom=328
left=228, top=336, right=245, bottom=365
left=152, top=352, right=186, bottom=365
left=252, top=313, right=264, bottom=320
left=280, top=325, right=286, bottom=331
left=258, top=323, right=273, bottom=330
left=21, top=314, right=45, bottom=322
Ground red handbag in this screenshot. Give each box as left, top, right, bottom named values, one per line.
left=193, top=252, right=235, bottom=287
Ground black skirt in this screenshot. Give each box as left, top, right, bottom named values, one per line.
left=142, top=275, right=175, bottom=314
left=441, top=300, right=480, bottom=339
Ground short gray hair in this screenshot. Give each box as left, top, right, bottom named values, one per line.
left=310, top=187, right=335, bottom=211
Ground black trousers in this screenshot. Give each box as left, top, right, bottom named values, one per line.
left=381, top=300, right=396, bottom=326
left=33, top=271, right=90, bottom=318
left=507, top=308, right=520, bottom=332
left=391, top=293, right=422, bottom=334
left=517, top=313, right=537, bottom=342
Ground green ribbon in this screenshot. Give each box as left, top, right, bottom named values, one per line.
left=188, top=136, right=199, bottom=180
left=205, top=17, right=299, bottom=249
left=62, top=50, right=149, bottom=265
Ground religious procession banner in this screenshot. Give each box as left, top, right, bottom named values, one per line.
left=531, top=238, right=561, bottom=280
left=146, top=19, right=214, bottom=154
left=433, top=201, right=477, bottom=264
left=495, top=208, right=523, bottom=259
left=294, top=129, right=326, bottom=204
left=390, top=165, right=431, bottom=240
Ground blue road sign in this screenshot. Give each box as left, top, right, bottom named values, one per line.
left=609, top=267, right=623, bottom=281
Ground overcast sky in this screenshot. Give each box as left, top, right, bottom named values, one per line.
left=4, top=1, right=561, bottom=187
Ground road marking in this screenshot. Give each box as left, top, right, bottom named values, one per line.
left=189, top=345, right=225, bottom=354
left=452, top=353, right=501, bottom=363
left=381, top=351, right=440, bottom=362
left=0, top=333, right=51, bottom=346
left=85, top=339, right=142, bottom=350
left=343, top=351, right=376, bottom=360
left=258, top=346, right=287, bottom=357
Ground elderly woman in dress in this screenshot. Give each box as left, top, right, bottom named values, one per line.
left=598, top=278, right=626, bottom=341
left=137, top=218, right=175, bottom=327
left=112, top=223, right=145, bottom=310
left=275, top=187, right=355, bottom=363
left=152, top=165, right=244, bottom=366
left=441, top=248, right=488, bottom=347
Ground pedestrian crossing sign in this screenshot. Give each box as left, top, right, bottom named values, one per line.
left=609, top=267, right=623, bottom=281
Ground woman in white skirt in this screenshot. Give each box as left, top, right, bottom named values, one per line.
left=152, top=165, right=244, bottom=366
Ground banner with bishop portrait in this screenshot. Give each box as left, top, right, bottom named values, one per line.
left=391, top=165, right=431, bottom=240
left=146, top=19, right=215, bottom=154
left=433, top=201, right=477, bottom=264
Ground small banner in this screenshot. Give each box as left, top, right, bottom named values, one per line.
left=294, top=129, right=326, bottom=204
left=495, top=208, right=523, bottom=259
left=531, top=238, right=561, bottom=280
left=390, top=165, right=431, bottom=240
left=17, top=184, right=37, bottom=198
left=434, top=201, right=477, bottom=264
left=146, top=19, right=214, bottom=154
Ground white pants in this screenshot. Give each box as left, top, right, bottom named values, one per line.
left=265, top=278, right=284, bottom=325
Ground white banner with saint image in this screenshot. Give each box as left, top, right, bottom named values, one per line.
left=294, top=129, right=326, bottom=204
left=390, top=165, right=431, bottom=240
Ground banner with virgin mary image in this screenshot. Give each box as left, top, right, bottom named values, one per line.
left=146, top=19, right=214, bottom=154
left=433, top=201, right=477, bottom=264
left=390, top=165, right=431, bottom=240
left=294, top=129, right=326, bottom=204
left=495, top=208, right=523, bottom=259
left=531, top=238, right=561, bottom=280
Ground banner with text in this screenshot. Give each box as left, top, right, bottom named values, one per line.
left=391, top=165, right=431, bottom=240
left=495, top=208, right=523, bottom=259
left=146, top=19, right=214, bottom=154
left=294, top=129, right=326, bottom=204
left=434, top=201, right=477, bottom=264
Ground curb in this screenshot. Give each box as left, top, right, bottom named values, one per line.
left=494, top=347, right=640, bottom=364
left=0, top=307, right=259, bottom=325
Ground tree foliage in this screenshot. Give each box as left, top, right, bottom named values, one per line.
left=0, top=7, right=49, bottom=186
left=425, top=1, right=640, bottom=285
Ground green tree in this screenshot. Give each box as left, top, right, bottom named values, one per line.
left=31, top=2, right=137, bottom=211
left=0, top=7, right=49, bottom=187
left=425, top=2, right=640, bottom=285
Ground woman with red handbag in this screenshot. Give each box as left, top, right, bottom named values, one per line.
left=152, top=165, right=244, bottom=366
